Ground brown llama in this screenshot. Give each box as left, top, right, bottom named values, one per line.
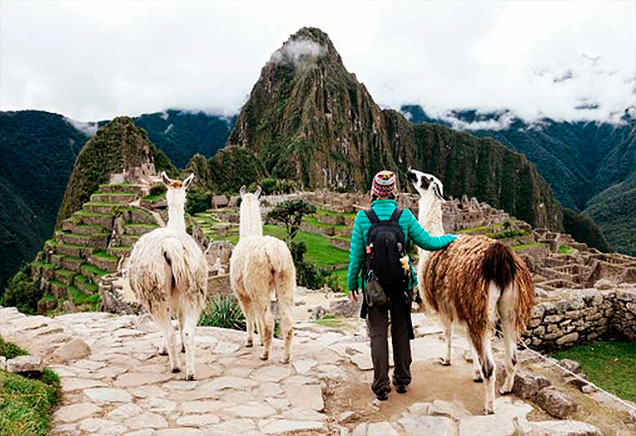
left=408, top=169, right=534, bottom=414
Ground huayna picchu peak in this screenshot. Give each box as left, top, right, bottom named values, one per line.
left=207, top=27, right=563, bottom=231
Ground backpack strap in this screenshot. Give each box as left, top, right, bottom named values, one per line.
left=364, top=208, right=380, bottom=225
left=389, top=208, right=403, bottom=223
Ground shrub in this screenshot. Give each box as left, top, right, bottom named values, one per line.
left=148, top=184, right=166, bottom=197
left=199, top=296, right=246, bottom=330
left=186, top=188, right=212, bottom=215
left=1, top=265, right=42, bottom=315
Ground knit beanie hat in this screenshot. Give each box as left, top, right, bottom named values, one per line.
left=372, top=170, right=397, bottom=198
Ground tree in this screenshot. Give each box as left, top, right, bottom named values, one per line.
left=267, top=199, right=316, bottom=242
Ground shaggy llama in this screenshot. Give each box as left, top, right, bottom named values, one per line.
left=229, top=186, right=295, bottom=363
left=128, top=172, right=208, bottom=380
left=408, top=169, right=534, bottom=414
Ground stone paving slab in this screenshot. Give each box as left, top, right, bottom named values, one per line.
left=0, top=306, right=610, bottom=436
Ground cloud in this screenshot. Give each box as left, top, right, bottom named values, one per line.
left=440, top=111, right=517, bottom=131
left=269, top=39, right=325, bottom=67
left=64, top=117, right=99, bottom=136
left=1, top=1, right=634, bottom=124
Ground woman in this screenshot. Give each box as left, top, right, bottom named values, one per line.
left=347, top=170, right=456, bottom=401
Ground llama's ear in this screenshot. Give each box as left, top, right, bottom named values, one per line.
left=239, top=185, right=247, bottom=197
left=161, top=171, right=171, bottom=186
left=254, top=185, right=262, bottom=199
left=433, top=182, right=446, bottom=203
left=183, top=173, right=195, bottom=189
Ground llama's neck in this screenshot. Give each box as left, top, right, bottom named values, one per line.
left=167, top=204, right=186, bottom=232
left=239, top=203, right=263, bottom=239
left=418, top=194, right=444, bottom=237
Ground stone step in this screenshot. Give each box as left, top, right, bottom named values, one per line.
left=129, top=206, right=158, bottom=225
left=107, top=246, right=132, bottom=258
left=90, top=192, right=138, bottom=205
left=89, top=252, right=119, bottom=272
left=55, top=243, right=94, bottom=259
left=74, top=274, right=99, bottom=295
left=75, top=211, right=115, bottom=228
left=80, top=264, right=108, bottom=283
left=54, top=268, right=76, bottom=286
left=61, top=256, right=84, bottom=273
left=123, top=223, right=157, bottom=236
left=73, top=224, right=106, bottom=235
left=58, top=232, right=110, bottom=250
left=85, top=202, right=122, bottom=214
left=120, top=234, right=140, bottom=247
left=99, top=183, right=144, bottom=195
left=44, top=279, right=68, bottom=298
left=51, top=253, right=64, bottom=268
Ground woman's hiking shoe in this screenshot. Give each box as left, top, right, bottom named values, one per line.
left=376, top=391, right=389, bottom=401
left=396, top=385, right=407, bottom=394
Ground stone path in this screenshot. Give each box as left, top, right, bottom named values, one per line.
left=0, top=306, right=617, bottom=435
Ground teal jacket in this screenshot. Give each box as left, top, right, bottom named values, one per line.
left=346, top=199, right=457, bottom=291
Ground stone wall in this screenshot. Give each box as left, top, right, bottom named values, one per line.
left=523, top=287, right=636, bottom=350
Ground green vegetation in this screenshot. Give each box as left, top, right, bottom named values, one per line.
left=511, top=242, right=549, bottom=251
left=68, top=285, right=99, bottom=307
left=56, top=116, right=176, bottom=226
left=562, top=208, right=611, bottom=253
left=0, top=336, right=61, bottom=436
left=251, top=178, right=297, bottom=195
left=0, top=337, right=28, bottom=359
left=0, top=265, right=42, bottom=315
left=552, top=341, right=636, bottom=402
left=199, top=295, right=246, bottom=330
left=557, top=245, right=574, bottom=255
left=186, top=187, right=212, bottom=215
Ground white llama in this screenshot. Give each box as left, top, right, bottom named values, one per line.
left=128, top=172, right=208, bottom=380
left=408, top=169, right=534, bottom=414
left=229, top=186, right=296, bottom=363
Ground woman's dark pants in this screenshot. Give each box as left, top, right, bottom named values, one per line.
left=366, top=299, right=412, bottom=396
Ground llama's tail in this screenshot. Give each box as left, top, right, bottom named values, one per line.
left=264, top=240, right=296, bottom=303
left=162, top=238, right=188, bottom=292
left=482, top=242, right=534, bottom=334
left=482, top=242, right=516, bottom=291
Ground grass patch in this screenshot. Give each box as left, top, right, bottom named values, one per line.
left=558, top=245, right=574, bottom=254
left=0, top=337, right=28, bottom=359
left=68, top=285, right=99, bottom=306
left=511, top=242, right=548, bottom=251
left=92, top=250, right=118, bottom=262
left=0, top=337, right=61, bottom=436
left=263, top=225, right=348, bottom=267
left=80, top=264, right=108, bottom=279
left=552, top=341, right=636, bottom=402
left=315, top=315, right=346, bottom=328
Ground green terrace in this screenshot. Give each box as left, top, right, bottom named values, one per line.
left=31, top=182, right=160, bottom=314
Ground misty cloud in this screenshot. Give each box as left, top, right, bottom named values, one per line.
left=269, top=39, right=325, bottom=67
left=1, top=1, right=634, bottom=124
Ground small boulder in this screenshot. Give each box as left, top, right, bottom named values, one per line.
left=6, top=355, right=45, bottom=375
left=594, top=278, right=615, bottom=290
left=0, top=356, right=6, bottom=371
left=50, top=339, right=90, bottom=363
left=559, top=359, right=582, bottom=375
left=512, top=370, right=552, bottom=400
left=536, top=387, right=577, bottom=419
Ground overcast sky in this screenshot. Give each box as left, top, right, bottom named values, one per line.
left=1, top=0, right=634, bottom=125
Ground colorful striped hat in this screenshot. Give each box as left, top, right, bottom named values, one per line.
left=372, top=170, right=397, bottom=198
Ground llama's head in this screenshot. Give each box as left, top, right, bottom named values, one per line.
left=407, top=169, right=446, bottom=203
left=161, top=172, right=195, bottom=212
left=238, top=185, right=263, bottom=238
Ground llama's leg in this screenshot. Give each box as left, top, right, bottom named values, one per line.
left=470, top=341, right=483, bottom=382
left=278, top=287, right=294, bottom=364
left=479, top=282, right=501, bottom=414
left=255, top=312, right=265, bottom=347
left=498, top=286, right=519, bottom=394
left=235, top=290, right=255, bottom=348
left=439, top=313, right=452, bottom=366
left=155, top=311, right=180, bottom=373
left=182, top=306, right=200, bottom=381
left=178, top=308, right=186, bottom=353
left=260, top=302, right=275, bottom=361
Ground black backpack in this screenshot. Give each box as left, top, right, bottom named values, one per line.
left=363, top=208, right=408, bottom=308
